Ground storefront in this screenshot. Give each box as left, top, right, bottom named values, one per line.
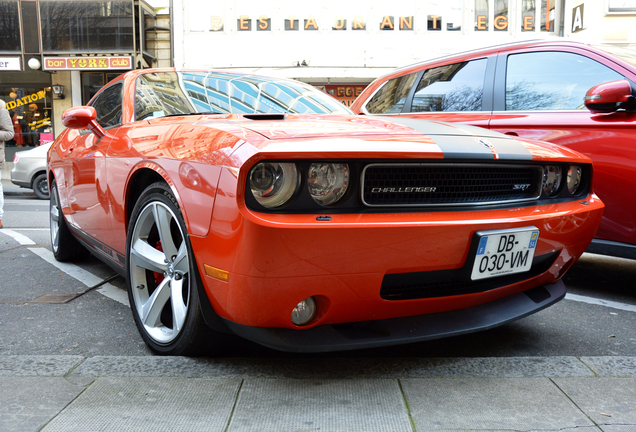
left=0, top=0, right=161, bottom=164
left=0, top=67, right=53, bottom=149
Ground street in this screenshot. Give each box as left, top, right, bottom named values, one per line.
left=1, top=187, right=636, bottom=432
left=2, top=190, right=636, bottom=358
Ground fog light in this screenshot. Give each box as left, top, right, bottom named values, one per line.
left=291, top=297, right=316, bottom=326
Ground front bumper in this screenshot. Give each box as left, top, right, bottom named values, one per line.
left=221, top=280, right=566, bottom=353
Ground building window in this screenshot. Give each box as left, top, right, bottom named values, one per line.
left=40, top=1, right=134, bottom=53
left=0, top=1, right=21, bottom=52
left=540, top=0, right=555, bottom=32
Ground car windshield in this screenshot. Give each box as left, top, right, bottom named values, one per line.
left=593, top=44, right=636, bottom=68
left=135, top=71, right=352, bottom=120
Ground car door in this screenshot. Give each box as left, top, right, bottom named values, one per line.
left=64, top=83, right=122, bottom=246
left=488, top=49, right=636, bottom=249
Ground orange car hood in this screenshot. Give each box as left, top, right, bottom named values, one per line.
left=229, top=114, right=503, bottom=140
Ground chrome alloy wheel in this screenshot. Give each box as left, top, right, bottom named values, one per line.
left=129, top=201, right=191, bottom=344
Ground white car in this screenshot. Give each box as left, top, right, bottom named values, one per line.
left=10, top=143, right=51, bottom=200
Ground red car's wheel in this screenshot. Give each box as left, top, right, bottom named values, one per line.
left=126, top=182, right=212, bottom=356
left=50, top=180, right=87, bottom=262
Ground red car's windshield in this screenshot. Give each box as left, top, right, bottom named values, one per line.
left=134, top=71, right=352, bottom=121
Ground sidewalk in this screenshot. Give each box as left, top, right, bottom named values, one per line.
left=1, top=355, right=635, bottom=431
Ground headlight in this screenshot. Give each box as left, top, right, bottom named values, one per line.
left=249, top=162, right=298, bottom=208
left=307, top=163, right=350, bottom=206
left=543, top=165, right=562, bottom=196
left=567, top=165, right=582, bottom=195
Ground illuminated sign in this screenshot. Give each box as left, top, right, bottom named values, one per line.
left=43, top=56, right=133, bottom=71
left=0, top=57, right=21, bottom=71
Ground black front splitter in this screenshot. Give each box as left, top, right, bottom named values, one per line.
left=221, top=280, right=566, bottom=353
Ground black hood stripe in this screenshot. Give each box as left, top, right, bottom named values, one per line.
left=371, top=116, right=533, bottom=161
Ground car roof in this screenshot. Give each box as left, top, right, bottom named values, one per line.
left=386, top=39, right=601, bottom=77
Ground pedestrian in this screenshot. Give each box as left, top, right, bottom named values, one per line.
left=0, top=99, right=16, bottom=229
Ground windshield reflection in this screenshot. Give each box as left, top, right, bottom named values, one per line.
left=135, top=71, right=352, bottom=121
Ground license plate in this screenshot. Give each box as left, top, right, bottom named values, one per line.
left=471, top=227, right=540, bottom=281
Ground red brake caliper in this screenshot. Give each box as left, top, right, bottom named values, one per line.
left=154, top=240, right=164, bottom=285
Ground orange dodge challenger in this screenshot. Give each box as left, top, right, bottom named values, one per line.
left=48, top=69, right=604, bottom=356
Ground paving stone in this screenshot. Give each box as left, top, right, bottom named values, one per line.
left=401, top=377, right=596, bottom=430
left=0, top=377, right=84, bottom=432
left=42, top=377, right=241, bottom=432
left=71, top=355, right=595, bottom=379
left=0, top=355, right=84, bottom=376
left=229, top=379, right=411, bottom=432
left=581, top=356, right=636, bottom=377
left=553, top=377, right=636, bottom=428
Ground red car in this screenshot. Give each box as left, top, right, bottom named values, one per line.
left=49, top=69, right=603, bottom=356
left=352, top=41, right=636, bottom=259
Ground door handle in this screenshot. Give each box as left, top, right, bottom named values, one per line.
left=504, top=131, right=519, bottom=137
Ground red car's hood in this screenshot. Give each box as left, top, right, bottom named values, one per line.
left=233, top=114, right=499, bottom=140
left=221, top=114, right=587, bottom=163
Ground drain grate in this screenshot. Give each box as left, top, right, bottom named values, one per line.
left=28, top=293, right=83, bottom=304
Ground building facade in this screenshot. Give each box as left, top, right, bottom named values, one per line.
left=0, top=0, right=168, bottom=162
left=173, top=0, right=636, bottom=106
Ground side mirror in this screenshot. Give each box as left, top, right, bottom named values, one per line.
left=61, top=106, right=106, bottom=139
left=584, top=80, right=635, bottom=114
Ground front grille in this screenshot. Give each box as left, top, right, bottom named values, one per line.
left=380, top=252, right=559, bottom=301
left=362, top=164, right=543, bottom=207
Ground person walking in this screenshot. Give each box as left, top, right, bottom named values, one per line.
left=0, top=99, right=16, bottom=229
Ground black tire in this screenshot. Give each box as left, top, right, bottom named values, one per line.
left=32, top=173, right=50, bottom=200
left=50, top=180, right=87, bottom=261
left=126, top=182, right=214, bottom=356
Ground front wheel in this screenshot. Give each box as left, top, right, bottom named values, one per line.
left=50, top=180, right=87, bottom=261
left=126, top=182, right=213, bottom=356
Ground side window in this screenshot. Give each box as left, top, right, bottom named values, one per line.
left=364, top=73, right=419, bottom=114
left=506, top=52, right=624, bottom=111
left=411, top=59, right=487, bottom=112
left=90, top=83, right=123, bottom=128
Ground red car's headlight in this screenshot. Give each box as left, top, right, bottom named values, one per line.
left=307, top=163, right=350, bottom=206
left=249, top=162, right=299, bottom=208
left=567, top=165, right=582, bottom=195
left=542, top=165, right=562, bottom=197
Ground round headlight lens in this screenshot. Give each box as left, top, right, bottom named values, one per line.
left=307, top=163, right=350, bottom=206
left=567, top=165, right=582, bottom=195
left=543, top=165, right=562, bottom=197
left=249, top=162, right=298, bottom=208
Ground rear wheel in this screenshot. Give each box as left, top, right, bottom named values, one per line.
left=126, top=182, right=213, bottom=356
left=50, top=180, right=87, bottom=261
left=32, top=173, right=50, bottom=200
